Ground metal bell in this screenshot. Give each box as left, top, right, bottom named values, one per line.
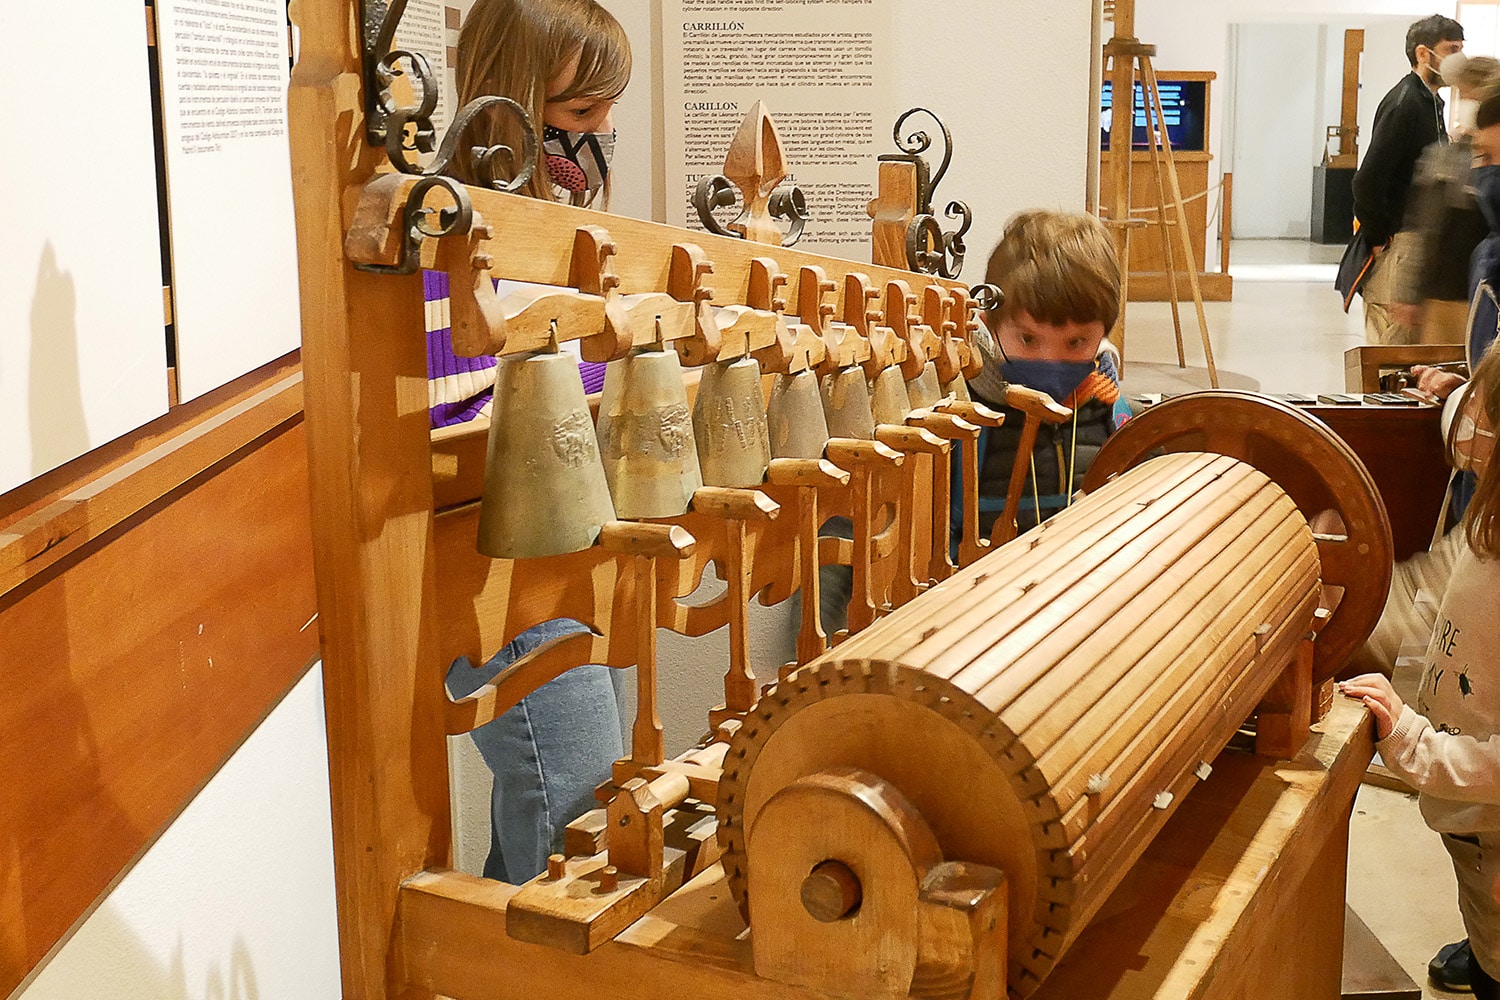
left=821, top=367, right=876, bottom=440
left=596, top=347, right=703, bottom=518
left=694, top=355, right=772, bottom=487
left=478, top=351, right=616, bottom=559
left=869, top=365, right=911, bottom=426
left=767, top=371, right=831, bottom=459
left=943, top=375, right=972, bottom=402
left=905, top=362, right=944, bottom=410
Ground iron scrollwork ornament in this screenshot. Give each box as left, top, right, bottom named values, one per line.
left=970, top=282, right=1005, bottom=315
left=357, top=174, right=476, bottom=276
left=362, top=0, right=538, bottom=186
left=693, top=175, right=809, bottom=247
left=881, top=108, right=972, bottom=279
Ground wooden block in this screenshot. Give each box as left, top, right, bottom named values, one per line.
left=504, top=848, right=684, bottom=955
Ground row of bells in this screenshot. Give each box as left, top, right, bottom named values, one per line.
left=478, top=346, right=969, bottom=560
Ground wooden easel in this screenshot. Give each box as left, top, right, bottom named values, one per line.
left=1103, top=0, right=1219, bottom=387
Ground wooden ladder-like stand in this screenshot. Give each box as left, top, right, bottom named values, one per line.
left=1102, top=0, right=1219, bottom=386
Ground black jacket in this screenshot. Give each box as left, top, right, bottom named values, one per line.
left=1353, top=71, right=1447, bottom=248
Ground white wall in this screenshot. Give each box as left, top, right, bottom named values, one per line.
left=18, top=668, right=341, bottom=1000
left=890, top=0, right=1095, bottom=271
left=1228, top=23, right=1321, bottom=239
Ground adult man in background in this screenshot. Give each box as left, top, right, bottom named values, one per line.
left=1393, top=55, right=1500, bottom=344
left=1353, top=14, right=1464, bottom=344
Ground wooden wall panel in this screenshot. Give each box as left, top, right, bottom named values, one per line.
left=0, top=420, right=318, bottom=997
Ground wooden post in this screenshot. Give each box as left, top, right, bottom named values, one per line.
left=1105, top=0, right=1138, bottom=364
left=287, top=4, right=449, bottom=998
left=1332, top=29, right=1365, bottom=170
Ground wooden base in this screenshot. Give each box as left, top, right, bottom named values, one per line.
left=395, top=699, right=1372, bottom=1000
left=1032, top=695, right=1371, bottom=1000
left=1127, top=271, right=1233, bottom=303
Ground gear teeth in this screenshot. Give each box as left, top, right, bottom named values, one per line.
left=714, top=657, right=1066, bottom=986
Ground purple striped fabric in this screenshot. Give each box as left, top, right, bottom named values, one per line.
left=579, top=360, right=607, bottom=394
left=425, top=270, right=607, bottom=427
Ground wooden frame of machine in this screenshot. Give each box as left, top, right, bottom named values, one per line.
left=289, top=2, right=1394, bottom=998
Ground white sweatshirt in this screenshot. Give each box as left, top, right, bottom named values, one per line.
left=1380, top=540, right=1500, bottom=834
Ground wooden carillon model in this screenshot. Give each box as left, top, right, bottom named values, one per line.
left=292, top=5, right=1395, bottom=999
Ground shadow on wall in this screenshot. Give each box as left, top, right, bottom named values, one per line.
left=29, top=242, right=89, bottom=475
left=18, top=900, right=261, bottom=1000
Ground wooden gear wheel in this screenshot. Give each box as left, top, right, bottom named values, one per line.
left=1081, top=391, right=1392, bottom=681
left=716, top=658, right=1067, bottom=995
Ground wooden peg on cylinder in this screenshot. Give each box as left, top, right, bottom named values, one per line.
left=599, top=522, right=697, bottom=768
left=570, top=225, right=633, bottom=362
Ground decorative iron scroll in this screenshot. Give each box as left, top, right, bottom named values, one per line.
left=360, top=0, right=537, bottom=190
left=355, top=174, right=475, bottom=276
left=691, top=102, right=808, bottom=247
left=970, top=282, right=1005, bottom=314
left=880, top=108, right=972, bottom=279
left=693, top=176, right=809, bottom=247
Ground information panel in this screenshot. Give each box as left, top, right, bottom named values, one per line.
left=0, top=3, right=169, bottom=493
left=664, top=0, right=893, bottom=261
left=156, top=0, right=303, bottom=402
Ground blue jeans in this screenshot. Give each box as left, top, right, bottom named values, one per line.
left=445, top=619, right=623, bottom=884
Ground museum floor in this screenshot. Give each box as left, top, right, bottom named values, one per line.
left=1128, top=238, right=1463, bottom=999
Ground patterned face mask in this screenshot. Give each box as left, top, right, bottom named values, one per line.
left=542, top=125, right=615, bottom=200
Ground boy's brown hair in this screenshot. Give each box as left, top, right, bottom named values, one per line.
left=1465, top=344, right=1500, bottom=559
left=983, top=211, right=1121, bottom=332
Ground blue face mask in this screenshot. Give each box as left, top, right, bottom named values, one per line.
left=1000, top=357, right=1097, bottom=404
left=1476, top=164, right=1500, bottom=234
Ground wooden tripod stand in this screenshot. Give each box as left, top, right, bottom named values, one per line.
left=1102, top=1, right=1219, bottom=388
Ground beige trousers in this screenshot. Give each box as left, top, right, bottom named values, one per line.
left=1362, top=231, right=1420, bottom=346
left=1420, top=297, right=1473, bottom=346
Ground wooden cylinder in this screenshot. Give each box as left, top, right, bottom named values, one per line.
left=718, top=452, right=1322, bottom=995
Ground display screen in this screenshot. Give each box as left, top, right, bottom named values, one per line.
left=1101, top=79, right=1207, bottom=152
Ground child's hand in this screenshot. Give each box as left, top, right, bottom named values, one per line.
left=1338, top=674, right=1405, bottom=740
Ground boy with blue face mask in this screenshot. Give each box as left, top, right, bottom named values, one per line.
left=967, top=210, right=1130, bottom=537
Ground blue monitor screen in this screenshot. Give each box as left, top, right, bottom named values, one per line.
left=1101, top=79, right=1207, bottom=152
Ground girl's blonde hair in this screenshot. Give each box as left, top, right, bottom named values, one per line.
left=1465, top=344, right=1500, bottom=558
left=453, top=0, right=630, bottom=202
left=984, top=211, right=1121, bottom=332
